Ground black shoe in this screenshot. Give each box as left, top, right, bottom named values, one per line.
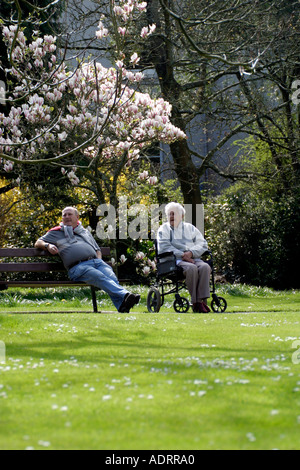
left=118, top=294, right=141, bottom=313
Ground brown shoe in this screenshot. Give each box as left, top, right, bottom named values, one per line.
left=199, top=301, right=210, bottom=313
left=193, top=303, right=200, bottom=313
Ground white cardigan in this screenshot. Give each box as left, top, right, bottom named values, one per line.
left=157, top=222, right=208, bottom=260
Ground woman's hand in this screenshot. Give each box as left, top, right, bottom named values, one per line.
left=182, top=251, right=195, bottom=264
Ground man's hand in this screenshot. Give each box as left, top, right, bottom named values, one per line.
left=182, top=251, right=195, bottom=264
left=48, top=244, right=59, bottom=255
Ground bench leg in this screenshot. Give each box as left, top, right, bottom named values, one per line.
left=91, top=286, right=98, bottom=313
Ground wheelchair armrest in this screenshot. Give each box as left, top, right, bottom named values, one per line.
left=157, top=251, right=176, bottom=260
left=202, top=250, right=213, bottom=261
left=202, top=250, right=212, bottom=257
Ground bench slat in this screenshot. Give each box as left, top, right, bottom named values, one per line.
left=0, top=248, right=46, bottom=257
left=0, top=281, right=88, bottom=287
left=0, top=262, right=65, bottom=273
left=0, top=247, right=111, bottom=257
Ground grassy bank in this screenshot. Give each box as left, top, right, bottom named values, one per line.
left=0, top=285, right=300, bottom=450
left=0, top=284, right=299, bottom=314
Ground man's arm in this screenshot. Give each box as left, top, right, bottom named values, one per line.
left=34, top=239, right=59, bottom=255
left=96, top=250, right=102, bottom=259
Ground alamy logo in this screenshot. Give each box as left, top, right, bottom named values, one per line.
left=0, top=80, right=5, bottom=105
left=292, top=340, right=300, bottom=365
left=95, top=197, right=205, bottom=240
left=0, top=341, right=5, bottom=364
left=292, top=80, right=300, bottom=106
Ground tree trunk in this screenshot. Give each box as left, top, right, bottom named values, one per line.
left=147, top=0, right=202, bottom=224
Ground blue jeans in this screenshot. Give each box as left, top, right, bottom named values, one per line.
left=68, top=259, right=129, bottom=310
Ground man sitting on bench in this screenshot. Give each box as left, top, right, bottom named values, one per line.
left=35, top=207, right=140, bottom=313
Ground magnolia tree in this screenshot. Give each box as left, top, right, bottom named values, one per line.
left=0, top=0, right=186, bottom=196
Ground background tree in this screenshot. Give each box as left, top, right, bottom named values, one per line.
left=0, top=0, right=64, bottom=197
left=0, top=0, right=186, bottom=262
left=1, top=0, right=299, bottom=288
left=141, top=0, right=300, bottom=219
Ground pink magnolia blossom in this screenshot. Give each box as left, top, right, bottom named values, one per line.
left=4, top=161, right=14, bottom=172
left=120, top=254, right=127, bottom=264
left=140, top=24, right=156, bottom=38
left=136, top=2, right=147, bottom=12
left=96, top=21, right=109, bottom=39
left=139, top=170, right=149, bottom=180
left=148, top=176, right=158, bottom=185
left=114, top=6, right=124, bottom=16
left=130, top=53, right=140, bottom=66
left=0, top=2, right=186, bottom=182
left=58, top=131, right=68, bottom=142
left=118, top=27, right=127, bottom=36
left=135, top=252, right=145, bottom=260
left=142, top=266, right=151, bottom=276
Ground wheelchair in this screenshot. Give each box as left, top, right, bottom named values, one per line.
left=147, top=241, right=227, bottom=314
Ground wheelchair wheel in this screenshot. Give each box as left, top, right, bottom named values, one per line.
left=173, top=297, right=190, bottom=313
left=147, top=287, right=162, bottom=313
left=211, top=296, right=227, bottom=313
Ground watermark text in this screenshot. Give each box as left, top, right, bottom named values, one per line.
left=0, top=341, right=6, bottom=364
left=0, top=80, right=6, bottom=105
left=96, top=197, right=205, bottom=240
left=292, top=80, right=300, bottom=106
left=292, top=340, right=300, bottom=365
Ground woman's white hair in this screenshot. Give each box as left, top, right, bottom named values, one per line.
left=165, top=202, right=186, bottom=217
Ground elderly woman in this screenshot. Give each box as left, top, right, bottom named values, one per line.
left=157, top=202, right=211, bottom=313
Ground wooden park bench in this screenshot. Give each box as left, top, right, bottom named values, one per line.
left=0, top=247, right=111, bottom=313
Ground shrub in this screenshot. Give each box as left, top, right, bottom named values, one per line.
left=206, top=185, right=300, bottom=290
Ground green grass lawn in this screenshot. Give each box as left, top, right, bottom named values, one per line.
left=0, top=285, right=300, bottom=450
left=0, top=283, right=298, bottom=314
